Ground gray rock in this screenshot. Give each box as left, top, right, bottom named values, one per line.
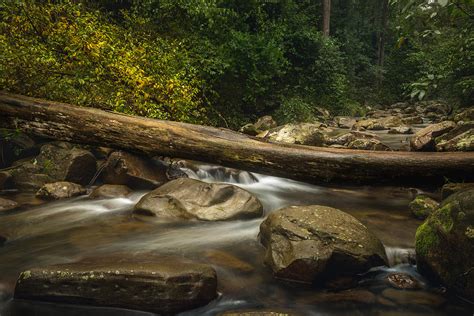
left=14, top=257, right=217, bottom=314
left=347, top=138, right=391, bottom=151
left=415, top=188, right=474, bottom=300
left=0, top=197, right=18, bottom=212
left=90, top=184, right=132, bottom=199
left=328, top=131, right=378, bottom=146
left=410, top=121, right=456, bottom=151
left=352, top=116, right=403, bottom=131
left=259, top=205, right=388, bottom=284
left=334, top=116, right=357, bottom=129
left=102, top=151, right=167, bottom=189
left=134, top=178, right=263, bottom=221
left=401, top=116, right=424, bottom=125
left=254, top=115, right=277, bottom=131
left=263, top=123, right=329, bottom=146
left=435, top=123, right=474, bottom=151
left=388, top=126, right=413, bottom=134
left=36, top=182, right=86, bottom=200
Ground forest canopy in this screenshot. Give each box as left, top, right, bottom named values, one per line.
left=0, top=0, right=472, bottom=128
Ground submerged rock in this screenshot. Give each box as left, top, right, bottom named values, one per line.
left=380, top=288, right=446, bottom=307
left=0, top=197, right=18, bottom=212
left=415, top=188, right=474, bottom=300
left=14, top=258, right=217, bottom=314
left=259, top=205, right=387, bottom=284
left=10, top=142, right=97, bottom=191
left=310, top=289, right=376, bottom=305
left=134, top=178, right=263, bottom=221
left=220, top=310, right=300, bottom=316
left=102, top=151, right=167, bottom=189
left=409, top=195, right=439, bottom=220
left=410, top=121, right=456, bottom=151
left=386, top=273, right=422, bottom=289
left=262, top=123, right=329, bottom=146
left=89, top=184, right=132, bottom=199
left=36, top=182, right=86, bottom=200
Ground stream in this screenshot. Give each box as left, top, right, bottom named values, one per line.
left=0, top=162, right=472, bottom=315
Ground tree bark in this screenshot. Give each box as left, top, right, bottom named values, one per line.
left=322, top=0, right=331, bottom=37
left=1, top=92, right=473, bottom=185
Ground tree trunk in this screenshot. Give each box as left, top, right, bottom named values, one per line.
left=322, top=0, right=331, bottom=37
left=377, top=0, right=389, bottom=67
left=1, top=92, right=473, bottom=185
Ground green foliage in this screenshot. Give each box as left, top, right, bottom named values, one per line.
left=274, top=97, right=317, bottom=124
left=0, top=0, right=205, bottom=123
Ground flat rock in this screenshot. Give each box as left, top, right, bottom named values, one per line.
left=386, top=273, right=422, bottom=289
left=36, top=182, right=86, bottom=200
left=134, top=178, right=263, bottom=221
left=0, top=197, right=18, bottom=212
left=259, top=205, right=387, bottom=284
left=14, top=257, right=217, bottom=314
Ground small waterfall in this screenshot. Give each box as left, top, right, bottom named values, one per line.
left=385, top=247, right=416, bottom=266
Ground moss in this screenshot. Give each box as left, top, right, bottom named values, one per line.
left=415, top=221, right=440, bottom=257
left=432, top=203, right=454, bottom=233
left=409, top=195, right=438, bottom=220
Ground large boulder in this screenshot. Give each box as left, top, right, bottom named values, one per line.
left=259, top=205, right=388, bottom=284
left=134, top=178, right=263, bottom=221
left=10, top=142, right=97, bottom=191
left=328, top=131, right=390, bottom=151
left=410, top=121, right=456, bottom=151
left=14, top=257, right=217, bottom=314
left=388, top=126, right=413, bottom=134
left=262, top=123, right=329, bottom=146
left=352, top=116, right=403, bottom=131
left=0, top=197, right=18, bottom=212
left=102, top=151, right=168, bottom=189
left=36, top=182, right=86, bottom=200
left=415, top=188, right=474, bottom=300
left=401, top=116, right=424, bottom=125
left=254, top=115, right=277, bottom=131
left=334, top=116, right=356, bottom=129
left=347, top=138, right=391, bottom=151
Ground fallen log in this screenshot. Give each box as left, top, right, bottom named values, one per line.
left=1, top=92, right=473, bottom=185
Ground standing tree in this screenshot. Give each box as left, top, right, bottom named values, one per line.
left=322, top=0, right=331, bottom=36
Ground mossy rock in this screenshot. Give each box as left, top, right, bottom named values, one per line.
left=409, top=195, right=439, bottom=220
left=415, top=188, right=474, bottom=300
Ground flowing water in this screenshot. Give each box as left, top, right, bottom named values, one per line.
left=0, top=162, right=472, bottom=315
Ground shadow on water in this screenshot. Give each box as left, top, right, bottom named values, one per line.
left=0, top=161, right=472, bottom=315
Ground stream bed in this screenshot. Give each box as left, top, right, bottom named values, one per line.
left=0, top=162, right=472, bottom=315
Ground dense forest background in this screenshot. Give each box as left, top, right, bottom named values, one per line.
left=0, top=0, right=472, bottom=128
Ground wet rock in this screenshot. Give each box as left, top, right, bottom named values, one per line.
left=263, top=123, right=329, bottom=146
left=259, top=205, right=388, bottom=284
left=0, top=171, right=12, bottom=190
left=239, top=123, right=259, bottom=136
left=0, top=197, right=18, bottom=212
left=0, top=132, right=38, bottom=169
left=204, top=250, right=254, bottom=272
left=441, top=182, right=474, bottom=199
left=435, top=123, right=473, bottom=151
left=352, top=116, right=403, bottom=131
left=386, top=273, right=422, bottom=289
left=102, top=151, right=167, bottom=189
left=36, top=182, right=86, bottom=200
left=10, top=142, right=97, bottom=191
left=89, top=184, right=132, bottom=199
left=327, top=131, right=378, bottom=146
left=388, top=126, right=413, bottom=134
left=381, top=288, right=446, bottom=307
left=0, top=235, right=6, bottom=246
left=401, top=116, right=424, bottom=125
left=220, top=310, right=299, bottom=316
left=409, top=195, right=439, bottom=220
left=254, top=115, right=277, bottom=131
left=310, top=289, right=376, bottom=304
left=334, top=116, right=356, bottom=129
left=454, top=108, right=474, bottom=123
left=410, top=121, right=456, bottom=151
left=14, top=258, right=217, bottom=314
left=347, top=138, right=391, bottom=151
left=415, top=188, right=474, bottom=300
left=134, top=178, right=263, bottom=221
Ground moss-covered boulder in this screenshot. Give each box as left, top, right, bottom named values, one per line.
left=409, top=195, right=439, bottom=220
left=415, top=188, right=474, bottom=300
left=441, top=182, right=474, bottom=199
